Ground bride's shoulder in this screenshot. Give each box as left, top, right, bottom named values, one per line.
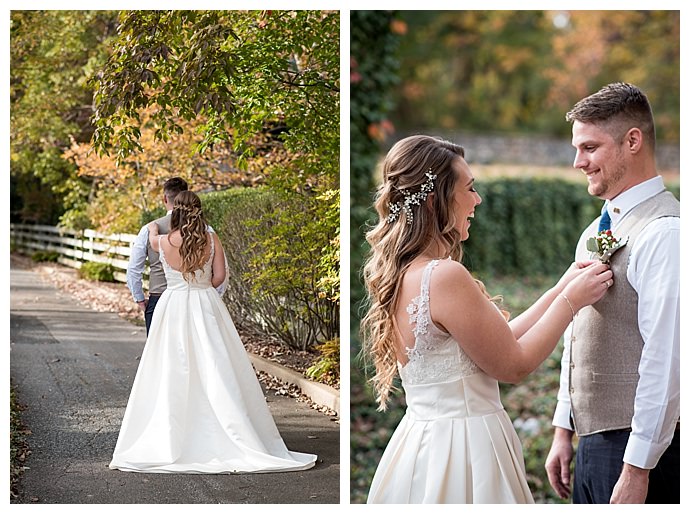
left=429, top=259, right=476, bottom=295
left=432, top=258, right=471, bottom=279
left=399, top=258, right=473, bottom=295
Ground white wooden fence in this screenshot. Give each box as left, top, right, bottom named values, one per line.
left=10, top=223, right=138, bottom=284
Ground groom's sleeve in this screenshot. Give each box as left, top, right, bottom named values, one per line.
left=552, top=323, right=574, bottom=430
left=126, top=226, right=149, bottom=302
left=624, top=217, right=680, bottom=469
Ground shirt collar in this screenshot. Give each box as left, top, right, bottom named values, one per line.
left=166, top=209, right=173, bottom=215
left=605, top=176, right=665, bottom=229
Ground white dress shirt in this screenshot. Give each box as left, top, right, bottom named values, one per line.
left=125, top=213, right=225, bottom=301
left=553, top=175, right=680, bottom=469
left=126, top=221, right=157, bottom=302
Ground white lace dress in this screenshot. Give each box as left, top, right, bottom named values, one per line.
left=109, top=235, right=316, bottom=473
left=367, top=260, right=534, bottom=503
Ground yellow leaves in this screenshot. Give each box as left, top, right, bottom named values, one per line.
left=66, top=104, right=274, bottom=232
left=64, top=138, right=122, bottom=182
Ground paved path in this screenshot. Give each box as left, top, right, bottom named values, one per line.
left=10, top=267, right=339, bottom=504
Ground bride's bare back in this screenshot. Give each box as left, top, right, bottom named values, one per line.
left=149, top=226, right=227, bottom=288
left=158, top=230, right=212, bottom=273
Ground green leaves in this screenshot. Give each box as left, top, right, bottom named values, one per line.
left=202, top=187, right=337, bottom=351
left=90, top=9, right=339, bottom=180
left=586, top=233, right=629, bottom=264
left=350, top=11, right=403, bottom=324
left=78, top=261, right=116, bottom=282
left=586, top=237, right=600, bottom=253
left=11, top=11, right=119, bottom=225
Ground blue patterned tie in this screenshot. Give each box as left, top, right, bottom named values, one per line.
left=598, top=205, right=611, bottom=232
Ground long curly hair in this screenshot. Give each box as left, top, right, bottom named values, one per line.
left=169, top=190, right=209, bottom=282
left=360, top=135, right=503, bottom=411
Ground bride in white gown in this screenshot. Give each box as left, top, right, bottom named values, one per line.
left=110, top=191, right=316, bottom=474
left=360, top=135, right=613, bottom=503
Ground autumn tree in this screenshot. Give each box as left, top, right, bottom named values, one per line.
left=90, top=10, right=339, bottom=190
left=64, top=107, right=262, bottom=233
left=544, top=10, right=680, bottom=140
left=392, top=11, right=556, bottom=134
left=10, top=10, right=119, bottom=226
left=87, top=10, right=340, bottom=354
left=391, top=10, right=679, bottom=140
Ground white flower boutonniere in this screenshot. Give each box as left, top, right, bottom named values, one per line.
left=586, top=230, right=628, bottom=264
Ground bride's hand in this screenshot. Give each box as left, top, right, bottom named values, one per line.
left=147, top=221, right=159, bottom=235
left=562, top=262, right=613, bottom=312
left=554, top=260, right=596, bottom=293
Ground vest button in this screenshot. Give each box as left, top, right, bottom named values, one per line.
left=570, top=387, right=575, bottom=394
left=570, top=362, right=575, bottom=369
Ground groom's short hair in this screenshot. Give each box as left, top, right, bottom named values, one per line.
left=163, top=177, right=188, bottom=204
left=565, top=82, right=656, bottom=150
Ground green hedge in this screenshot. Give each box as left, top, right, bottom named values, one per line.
left=463, top=178, right=599, bottom=277
left=352, top=178, right=680, bottom=317
left=463, top=177, right=679, bottom=277
left=201, top=187, right=338, bottom=352
left=202, top=187, right=276, bottom=337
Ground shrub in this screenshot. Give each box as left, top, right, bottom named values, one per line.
left=202, top=187, right=338, bottom=353
left=31, top=250, right=60, bottom=262
left=306, top=337, right=340, bottom=386
left=462, top=177, right=680, bottom=277
left=202, top=187, right=275, bottom=331
left=78, top=261, right=116, bottom=282
left=462, top=177, right=600, bottom=277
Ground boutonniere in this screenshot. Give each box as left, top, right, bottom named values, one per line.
left=586, top=230, right=628, bottom=263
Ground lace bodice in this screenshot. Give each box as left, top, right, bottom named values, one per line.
left=158, top=234, right=215, bottom=290
left=398, top=260, right=480, bottom=386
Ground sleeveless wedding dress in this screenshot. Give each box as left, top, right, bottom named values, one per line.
left=110, top=235, right=316, bottom=473
left=367, top=260, right=534, bottom=503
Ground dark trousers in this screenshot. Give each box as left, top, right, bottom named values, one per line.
left=144, top=293, right=162, bottom=335
left=573, top=427, right=680, bottom=504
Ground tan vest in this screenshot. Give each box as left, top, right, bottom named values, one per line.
left=146, top=214, right=171, bottom=295
left=569, top=191, right=679, bottom=436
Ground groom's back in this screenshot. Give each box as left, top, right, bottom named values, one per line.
left=146, top=214, right=171, bottom=295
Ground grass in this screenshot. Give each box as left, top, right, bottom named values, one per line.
left=350, top=272, right=569, bottom=504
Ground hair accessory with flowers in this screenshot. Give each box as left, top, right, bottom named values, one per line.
left=386, top=170, right=437, bottom=225
left=586, top=230, right=628, bottom=263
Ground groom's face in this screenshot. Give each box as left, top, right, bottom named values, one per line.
left=571, top=120, right=627, bottom=200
